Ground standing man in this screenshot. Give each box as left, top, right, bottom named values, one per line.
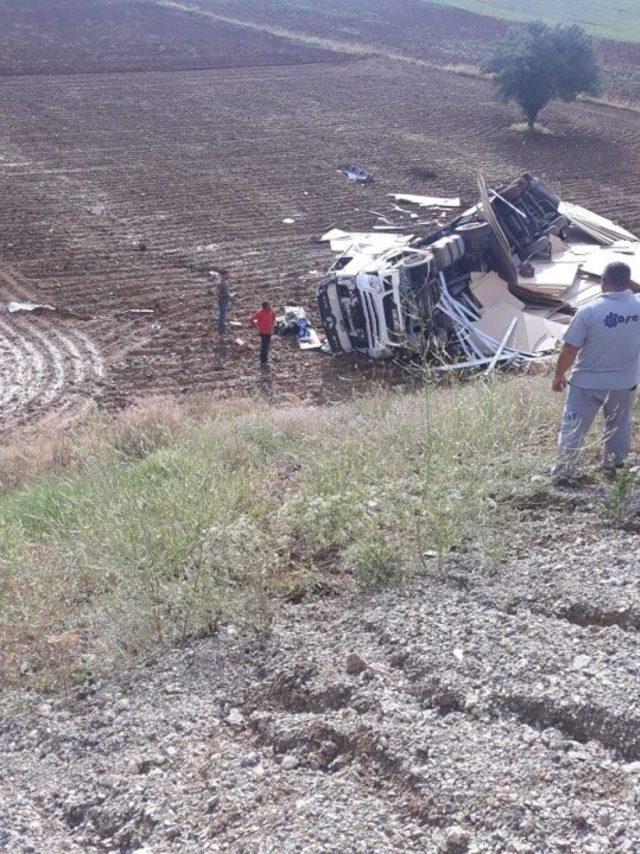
left=552, top=261, right=640, bottom=482
left=217, top=270, right=231, bottom=336
left=252, top=301, right=276, bottom=367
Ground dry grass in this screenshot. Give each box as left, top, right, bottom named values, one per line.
left=509, top=122, right=555, bottom=135
left=442, top=63, right=488, bottom=80
left=0, top=377, right=561, bottom=688
left=579, top=93, right=640, bottom=114
left=0, top=396, right=199, bottom=490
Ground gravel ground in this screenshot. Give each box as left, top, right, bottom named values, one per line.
left=2, top=483, right=640, bottom=853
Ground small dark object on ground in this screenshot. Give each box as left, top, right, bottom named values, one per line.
left=552, top=476, right=581, bottom=490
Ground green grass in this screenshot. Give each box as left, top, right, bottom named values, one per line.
left=433, top=1, right=640, bottom=43
left=0, top=381, right=560, bottom=688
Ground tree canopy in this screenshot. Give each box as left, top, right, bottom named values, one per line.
left=483, top=22, right=602, bottom=130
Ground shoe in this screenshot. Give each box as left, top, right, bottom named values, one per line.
left=552, top=475, right=578, bottom=489
left=603, top=463, right=625, bottom=481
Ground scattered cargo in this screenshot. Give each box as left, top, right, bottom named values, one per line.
left=338, top=164, right=374, bottom=183
left=7, top=301, right=55, bottom=314
left=276, top=305, right=323, bottom=350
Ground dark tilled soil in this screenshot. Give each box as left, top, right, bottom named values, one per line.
left=3, top=54, right=640, bottom=427
left=1, top=0, right=640, bottom=428
left=2, top=490, right=640, bottom=852
left=0, top=0, right=341, bottom=76
left=197, top=0, right=640, bottom=101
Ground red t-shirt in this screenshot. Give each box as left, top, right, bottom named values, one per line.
left=253, top=308, right=275, bottom=335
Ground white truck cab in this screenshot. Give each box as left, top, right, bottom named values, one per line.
left=318, top=247, right=435, bottom=358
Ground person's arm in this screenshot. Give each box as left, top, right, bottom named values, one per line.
left=629, top=279, right=640, bottom=295
left=553, top=307, right=589, bottom=391
left=552, top=343, right=580, bottom=392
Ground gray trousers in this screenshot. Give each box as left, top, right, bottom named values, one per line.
left=555, top=384, right=637, bottom=475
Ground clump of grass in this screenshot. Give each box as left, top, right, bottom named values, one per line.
left=442, top=63, right=489, bottom=80
left=603, top=466, right=640, bottom=526
left=0, top=415, right=85, bottom=490
left=0, top=377, right=560, bottom=688
left=0, top=396, right=187, bottom=490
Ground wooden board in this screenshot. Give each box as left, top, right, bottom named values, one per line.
left=517, top=261, right=580, bottom=292
left=299, top=329, right=323, bottom=350
left=469, top=272, right=524, bottom=309
left=472, top=301, right=565, bottom=355
left=580, top=247, right=640, bottom=282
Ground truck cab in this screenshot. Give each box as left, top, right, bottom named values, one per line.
left=317, top=247, right=436, bottom=359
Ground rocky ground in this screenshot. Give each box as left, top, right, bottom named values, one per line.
left=2, top=480, right=640, bottom=853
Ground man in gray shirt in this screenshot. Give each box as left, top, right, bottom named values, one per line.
left=552, top=261, right=640, bottom=481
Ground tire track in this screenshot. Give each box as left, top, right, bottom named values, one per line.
left=0, top=266, right=105, bottom=429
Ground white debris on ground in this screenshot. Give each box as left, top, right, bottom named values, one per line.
left=320, top=228, right=413, bottom=254
left=389, top=192, right=461, bottom=208
left=7, top=301, right=55, bottom=314
left=316, top=173, right=640, bottom=372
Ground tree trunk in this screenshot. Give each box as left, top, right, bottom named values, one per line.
left=525, top=106, right=539, bottom=131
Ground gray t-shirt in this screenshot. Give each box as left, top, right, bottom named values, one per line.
left=564, top=290, right=640, bottom=389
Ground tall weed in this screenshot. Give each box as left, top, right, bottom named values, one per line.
left=0, top=377, right=560, bottom=686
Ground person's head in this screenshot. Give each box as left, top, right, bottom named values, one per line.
left=219, top=269, right=229, bottom=281
left=602, top=262, right=631, bottom=292
left=262, top=301, right=270, bottom=311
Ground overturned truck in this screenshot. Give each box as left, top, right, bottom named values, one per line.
left=317, top=174, right=639, bottom=370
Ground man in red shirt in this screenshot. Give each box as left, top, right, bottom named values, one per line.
left=251, top=301, right=276, bottom=366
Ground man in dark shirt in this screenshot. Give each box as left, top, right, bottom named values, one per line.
left=217, top=270, right=231, bottom=335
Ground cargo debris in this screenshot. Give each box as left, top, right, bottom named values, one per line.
left=7, top=301, right=55, bottom=314
left=317, top=173, right=639, bottom=370
left=339, top=164, right=374, bottom=183
left=114, top=308, right=154, bottom=318
left=276, top=305, right=323, bottom=350
left=390, top=193, right=461, bottom=209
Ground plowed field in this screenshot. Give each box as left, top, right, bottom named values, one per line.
left=197, top=0, right=640, bottom=101
left=0, top=0, right=339, bottom=75
left=2, top=0, right=640, bottom=429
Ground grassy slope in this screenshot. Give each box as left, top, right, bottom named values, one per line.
left=0, top=379, right=562, bottom=687
left=433, top=1, right=640, bottom=43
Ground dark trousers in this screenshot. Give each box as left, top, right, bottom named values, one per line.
left=218, top=298, right=229, bottom=334
left=260, top=334, right=271, bottom=364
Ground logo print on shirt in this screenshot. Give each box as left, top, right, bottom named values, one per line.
left=603, top=312, right=640, bottom=329
left=604, top=312, right=619, bottom=329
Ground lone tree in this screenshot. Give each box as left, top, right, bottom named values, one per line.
left=483, top=22, right=601, bottom=131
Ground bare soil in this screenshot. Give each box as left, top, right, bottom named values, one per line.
left=0, top=0, right=340, bottom=76
left=197, top=0, right=640, bottom=101
left=1, top=0, right=640, bottom=428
